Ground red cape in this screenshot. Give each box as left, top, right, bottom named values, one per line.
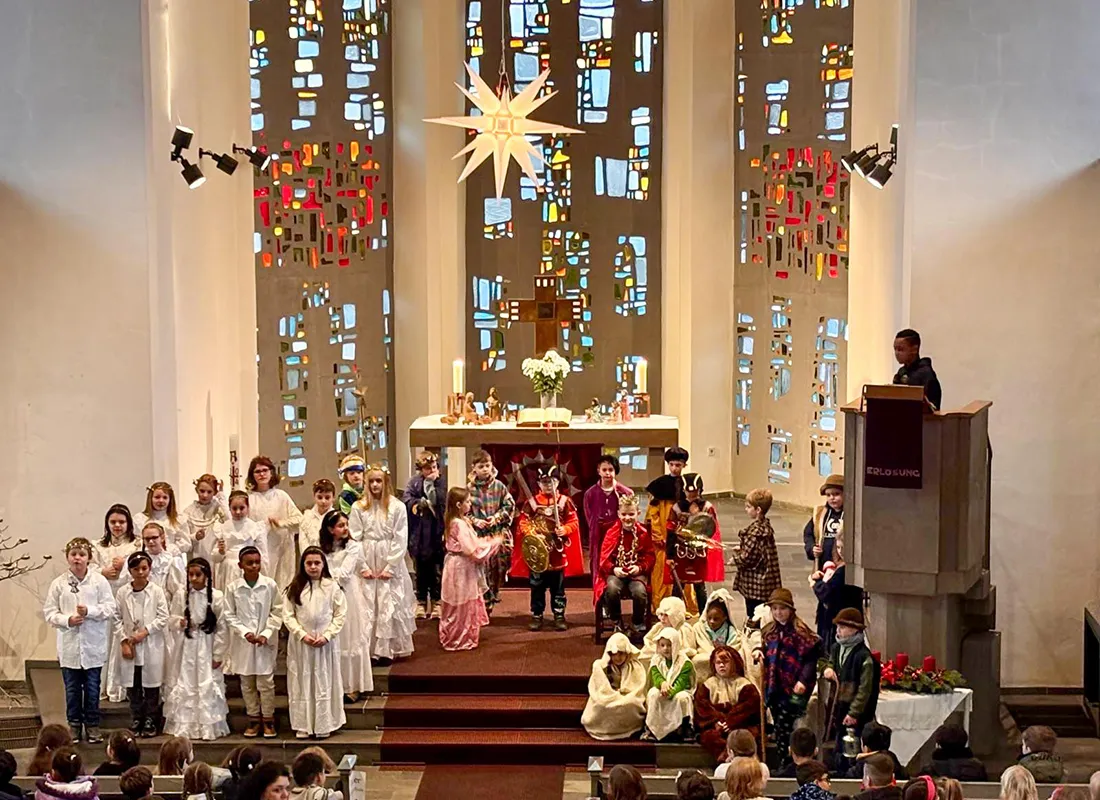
left=509, top=493, right=585, bottom=579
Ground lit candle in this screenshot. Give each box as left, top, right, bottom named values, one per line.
left=452, top=359, right=464, bottom=395
left=636, top=358, right=648, bottom=394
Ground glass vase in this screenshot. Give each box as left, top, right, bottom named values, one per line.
left=540, top=391, right=558, bottom=409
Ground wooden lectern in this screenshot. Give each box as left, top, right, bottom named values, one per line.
left=843, top=391, right=1000, bottom=752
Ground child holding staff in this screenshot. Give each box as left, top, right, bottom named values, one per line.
left=438, top=487, right=503, bottom=651
left=43, top=538, right=116, bottom=743
left=223, top=547, right=282, bottom=739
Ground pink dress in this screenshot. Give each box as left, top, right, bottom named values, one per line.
left=439, top=518, right=501, bottom=651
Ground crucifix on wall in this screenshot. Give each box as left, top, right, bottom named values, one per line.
left=506, top=275, right=583, bottom=356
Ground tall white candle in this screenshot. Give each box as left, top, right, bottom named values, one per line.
left=636, top=359, right=648, bottom=394
left=452, top=359, right=464, bottom=394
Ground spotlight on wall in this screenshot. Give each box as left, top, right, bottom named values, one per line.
left=841, top=144, right=875, bottom=174
left=171, top=126, right=194, bottom=159
left=233, top=144, right=272, bottom=170
left=867, top=124, right=899, bottom=189
left=178, top=158, right=206, bottom=189
left=199, top=148, right=240, bottom=176
left=841, top=124, right=899, bottom=190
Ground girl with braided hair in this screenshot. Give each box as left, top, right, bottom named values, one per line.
left=163, top=558, right=229, bottom=740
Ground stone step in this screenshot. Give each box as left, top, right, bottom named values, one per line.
left=381, top=693, right=585, bottom=729
left=100, top=696, right=383, bottom=732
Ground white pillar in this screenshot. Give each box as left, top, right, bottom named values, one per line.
left=662, top=0, right=737, bottom=492
left=392, top=0, right=467, bottom=481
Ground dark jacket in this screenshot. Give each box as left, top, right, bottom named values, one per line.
left=791, top=784, right=836, bottom=800
left=814, top=566, right=865, bottom=654
left=402, top=474, right=446, bottom=560
left=893, top=357, right=942, bottom=410
left=828, top=635, right=880, bottom=725
left=91, top=763, right=125, bottom=777
left=803, top=506, right=842, bottom=566
left=0, top=782, right=24, bottom=799
left=1017, top=751, right=1065, bottom=784
left=844, top=750, right=908, bottom=781
left=853, top=786, right=903, bottom=800
left=918, top=747, right=988, bottom=782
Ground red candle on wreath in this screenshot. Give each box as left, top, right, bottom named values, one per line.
left=895, top=652, right=909, bottom=669
left=872, top=651, right=881, bottom=664
left=922, top=655, right=936, bottom=672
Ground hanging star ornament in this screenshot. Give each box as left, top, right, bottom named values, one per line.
left=425, top=63, right=584, bottom=199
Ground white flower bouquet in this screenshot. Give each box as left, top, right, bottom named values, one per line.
left=521, top=349, right=571, bottom=397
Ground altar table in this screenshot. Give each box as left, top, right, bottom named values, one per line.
left=876, top=688, right=974, bottom=765
left=408, top=414, right=680, bottom=483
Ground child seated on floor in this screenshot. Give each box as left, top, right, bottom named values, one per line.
left=1017, top=725, right=1064, bottom=784
left=641, top=596, right=699, bottom=659
left=691, top=590, right=742, bottom=682
left=644, top=628, right=696, bottom=743
left=581, top=633, right=648, bottom=742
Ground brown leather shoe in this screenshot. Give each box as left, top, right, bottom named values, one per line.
left=243, top=718, right=261, bottom=738
left=262, top=718, right=277, bottom=739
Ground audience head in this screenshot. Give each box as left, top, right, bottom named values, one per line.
left=932, top=724, right=971, bottom=757
left=241, top=760, right=291, bottom=800
left=1056, top=788, right=1092, bottom=800
left=676, top=770, right=715, bottom=800
left=724, top=757, right=767, bottom=800
left=158, top=735, right=193, bottom=776
left=1089, top=771, right=1100, bottom=800
left=296, top=747, right=336, bottom=774
left=861, top=722, right=893, bottom=754
left=726, top=729, right=758, bottom=759
left=119, top=766, right=154, bottom=800
left=184, top=762, right=214, bottom=800
left=222, top=746, right=264, bottom=781
left=790, top=727, right=818, bottom=762
left=50, top=748, right=82, bottom=783
left=796, top=761, right=830, bottom=790
left=107, top=730, right=142, bottom=770
left=0, top=749, right=16, bottom=783
left=607, top=764, right=648, bottom=800
left=1021, top=725, right=1058, bottom=755
left=937, top=778, right=963, bottom=800
left=903, top=776, right=937, bottom=800
left=291, top=752, right=327, bottom=788
left=30, top=724, right=74, bottom=776
left=863, top=753, right=895, bottom=789
left=999, top=765, right=1038, bottom=800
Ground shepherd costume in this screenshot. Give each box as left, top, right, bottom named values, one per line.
left=825, top=608, right=880, bottom=773
left=595, top=510, right=655, bottom=633
left=644, top=447, right=688, bottom=612
left=694, top=645, right=762, bottom=761
left=510, top=464, right=583, bottom=629
left=640, top=596, right=699, bottom=659
left=337, top=455, right=366, bottom=515
left=403, top=456, right=447, bottom=613
left=645, top=627, right=696, bottom=741
left=690, top=589, right=743, bottom=682
left=732, top=514, right=782, bottom=618
left=803, top=475, right=844, bottom=570
left=581, top=632, right=648, bottom=741
left=756, top=588, right=821, bottom=763
left=467, top=464, right=515, bottom=608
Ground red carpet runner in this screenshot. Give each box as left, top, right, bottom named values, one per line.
left=413, top=765, right=565, bottom=800
left=380, top=588, right=656, bottom=766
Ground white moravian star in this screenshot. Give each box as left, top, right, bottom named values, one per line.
left=424, top=63, right=584, bottom=199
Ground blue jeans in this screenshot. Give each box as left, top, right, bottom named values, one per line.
left=530, top=569, right=566, bottom=617
left=61, top=667, right=101, bottom=728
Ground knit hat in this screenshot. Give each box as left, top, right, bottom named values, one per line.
left=820, top=474, right=844, bottom=495
left=832, top=607, right=865, bottom=630
left=767, top=587, right=795, bottom=610
left=339, top=454, right=365, bottom=473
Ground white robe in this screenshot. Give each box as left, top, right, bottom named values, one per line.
left=326, top=542, right=374, bottom=694
left=640, top=596, right=700, bottom=660
left=299, top=507, right=327, bottom=551
left=249, top=487, right=303, bottom=590
left=42, top=570, right=116, bottom=669
left=163, top=587, right=230, bottom=740
left=113, top=583, right=170, bottom=688
left=223, top=575, right=283, bottom=676
left=691, top=589, right=744, bottom=682
left=349, top=497, right=415, bottom=660
left=285, top=578, right=347, bottom=735
left=93, top=539, right=138, bottom=701
left=645, top=628, right=696, bottom=740
left=181, top=495, right=229, bottom=566
left=212, top=518, right=270, bottom=590
left=581, top=633, right=648, bottom=741
left=134, top=511, right=191, bottom=558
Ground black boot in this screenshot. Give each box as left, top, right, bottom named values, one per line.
left=680, top=718, right=696, bottom=743
left=553, top=615, right=567, bottom=632
left=528, top=615, right=544, bottom=631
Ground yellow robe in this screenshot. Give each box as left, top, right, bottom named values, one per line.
left=646, top=498, right=676, bottom=613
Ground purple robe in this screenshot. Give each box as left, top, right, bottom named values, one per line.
left=583, top=481, right=634, bottom=578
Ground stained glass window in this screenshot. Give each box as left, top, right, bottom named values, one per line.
left=732, top=0, right=852, bottom=502
left=251, top=0, right=394, bottom=501
left=463, top=0, right=664, bottom=411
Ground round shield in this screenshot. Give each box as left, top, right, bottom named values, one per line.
left=522, top=532, right=550, bottom=574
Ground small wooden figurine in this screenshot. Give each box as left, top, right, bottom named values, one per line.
left=486, top=387, right=503, bottom=422
left=585, top=397, right=605, bottom=423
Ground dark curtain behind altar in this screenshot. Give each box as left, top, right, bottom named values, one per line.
left=481, top=443, right=603, bottom=571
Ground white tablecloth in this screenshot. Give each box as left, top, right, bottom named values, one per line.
left=876, top=688, right=974, bottom=764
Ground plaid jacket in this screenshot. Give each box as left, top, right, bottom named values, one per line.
left=467, top=476, right=516, bottom=541
left=732, top=517, right=783, bottom=600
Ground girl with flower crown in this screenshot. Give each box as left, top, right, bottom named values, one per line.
left=349, top=465, right=416, bottom=662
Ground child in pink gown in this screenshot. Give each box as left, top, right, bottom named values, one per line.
left=438, top=488, right=504, bottom=652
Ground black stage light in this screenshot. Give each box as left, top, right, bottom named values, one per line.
left=234, top=144, right=272, bottom=170
left=179, top=158, right=206, bottom=189
left=867, top=156, right=895, bottom=189
left=200, top=148, right=239, bottom=176
left=841, top=144, right=874, bottom=173
left=171, top=126, right=194, bottom=159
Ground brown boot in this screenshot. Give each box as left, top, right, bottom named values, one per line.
left=262, top=718, right=277, bottom=739
left=243, top=717, right=261, bottom=738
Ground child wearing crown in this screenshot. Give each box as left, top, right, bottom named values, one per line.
left=594, top=495, right=655, bottom=639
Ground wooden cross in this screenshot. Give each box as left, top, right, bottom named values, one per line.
left=506, top=275, right=583, bottom=356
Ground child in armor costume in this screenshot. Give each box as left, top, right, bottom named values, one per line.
left=466, top=450, right=516, bottom=611
left=511, top=464, right=583, bottom=632
left=403, top=452, right=447, bottom=619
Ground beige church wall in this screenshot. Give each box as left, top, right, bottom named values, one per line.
left=906, top=0, right=1100, bottom=686
left=662, top=0, right=737, bottom=494
left=0, top=0, right=158, bottom=677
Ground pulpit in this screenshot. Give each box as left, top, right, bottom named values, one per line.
left=843, top=391, right=1000, bottom=753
